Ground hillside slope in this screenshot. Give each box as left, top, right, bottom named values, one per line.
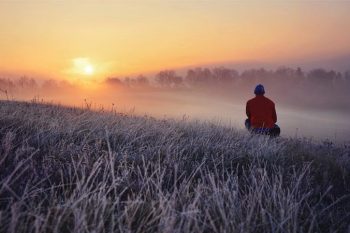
left=0, top=100, right=349, bottom=233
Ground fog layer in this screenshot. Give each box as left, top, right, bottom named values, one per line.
left=1, top=67, right=350, bottom=143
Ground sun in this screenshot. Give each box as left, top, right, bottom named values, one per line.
left=68, top=57, right=97, bottom=77
left=84, top=65, right=94, bottom=75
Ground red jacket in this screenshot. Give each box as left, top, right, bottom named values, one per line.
left=246, top=95, right=277, bottom=129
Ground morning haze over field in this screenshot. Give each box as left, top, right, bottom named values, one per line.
left=2, top=1, right=350, bottom=233
left=1, top=0, right=350, bottom=141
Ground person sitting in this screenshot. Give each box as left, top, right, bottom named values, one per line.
left=245, top=84, right=280, bottom=137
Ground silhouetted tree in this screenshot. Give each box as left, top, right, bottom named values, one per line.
left=240, top=68, right=271, bottom=90
left=156, top=70, right=183, bottom=87
left=343, top=71, right=350, bottom=89
left=296, top=67, right=304, bottom=77
left=15, top=76, right=38, bottom=90
left=119, top=75, right=150, bottom=87
left=345, top=71, right=350, bottom=80
left=0, top=78, right=15, bottom=92
left=184, top=67, right=214, bottom=86
left=42, top=79, right=58, bottom=90
left=307, top=69, right=336, bottom=87
left=212, top=67, right=239, bottom=84
left=105, top=77, right=123, bottom=86
left=135, top=75, right=149, bottom=86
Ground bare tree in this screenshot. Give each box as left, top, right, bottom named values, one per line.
left=156, top=70, right=183, bottom=87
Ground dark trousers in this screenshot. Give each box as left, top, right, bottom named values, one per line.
left=245, top=119, right=280, bottom=137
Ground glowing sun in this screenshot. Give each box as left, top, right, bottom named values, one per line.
left=84, top=65, right=95, bottom=75
left=70, top=58, right=96, bottom=76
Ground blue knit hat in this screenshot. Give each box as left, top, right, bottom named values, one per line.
left=254, top=84, right=265, bottom=95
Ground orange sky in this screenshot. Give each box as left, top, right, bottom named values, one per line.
left=0, top=1, right=350, bottom=81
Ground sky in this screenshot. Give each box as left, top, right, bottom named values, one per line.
left=1, top=0, right=350, bottom=81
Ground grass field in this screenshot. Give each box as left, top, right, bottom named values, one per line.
left=0, top=100, right=349, bottom=233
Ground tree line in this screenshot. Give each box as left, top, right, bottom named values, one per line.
left=105, top=67, right=350, bottom=90
left=1, top=67, right=350, bottom=110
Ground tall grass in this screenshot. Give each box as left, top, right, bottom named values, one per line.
left=0, top=100, right=349, bottom=233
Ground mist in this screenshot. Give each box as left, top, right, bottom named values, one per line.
left=1, top=66, right=350, bottom=143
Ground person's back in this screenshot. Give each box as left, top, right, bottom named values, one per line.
left=245, top=84, right=280, bottom=136
left=246, top=95, right=276, bottom=128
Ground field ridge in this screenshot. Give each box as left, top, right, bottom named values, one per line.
left=0, top=100, right=349, bottom=233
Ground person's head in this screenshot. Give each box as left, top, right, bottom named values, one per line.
left=254, top=84, right=265, bottom=95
